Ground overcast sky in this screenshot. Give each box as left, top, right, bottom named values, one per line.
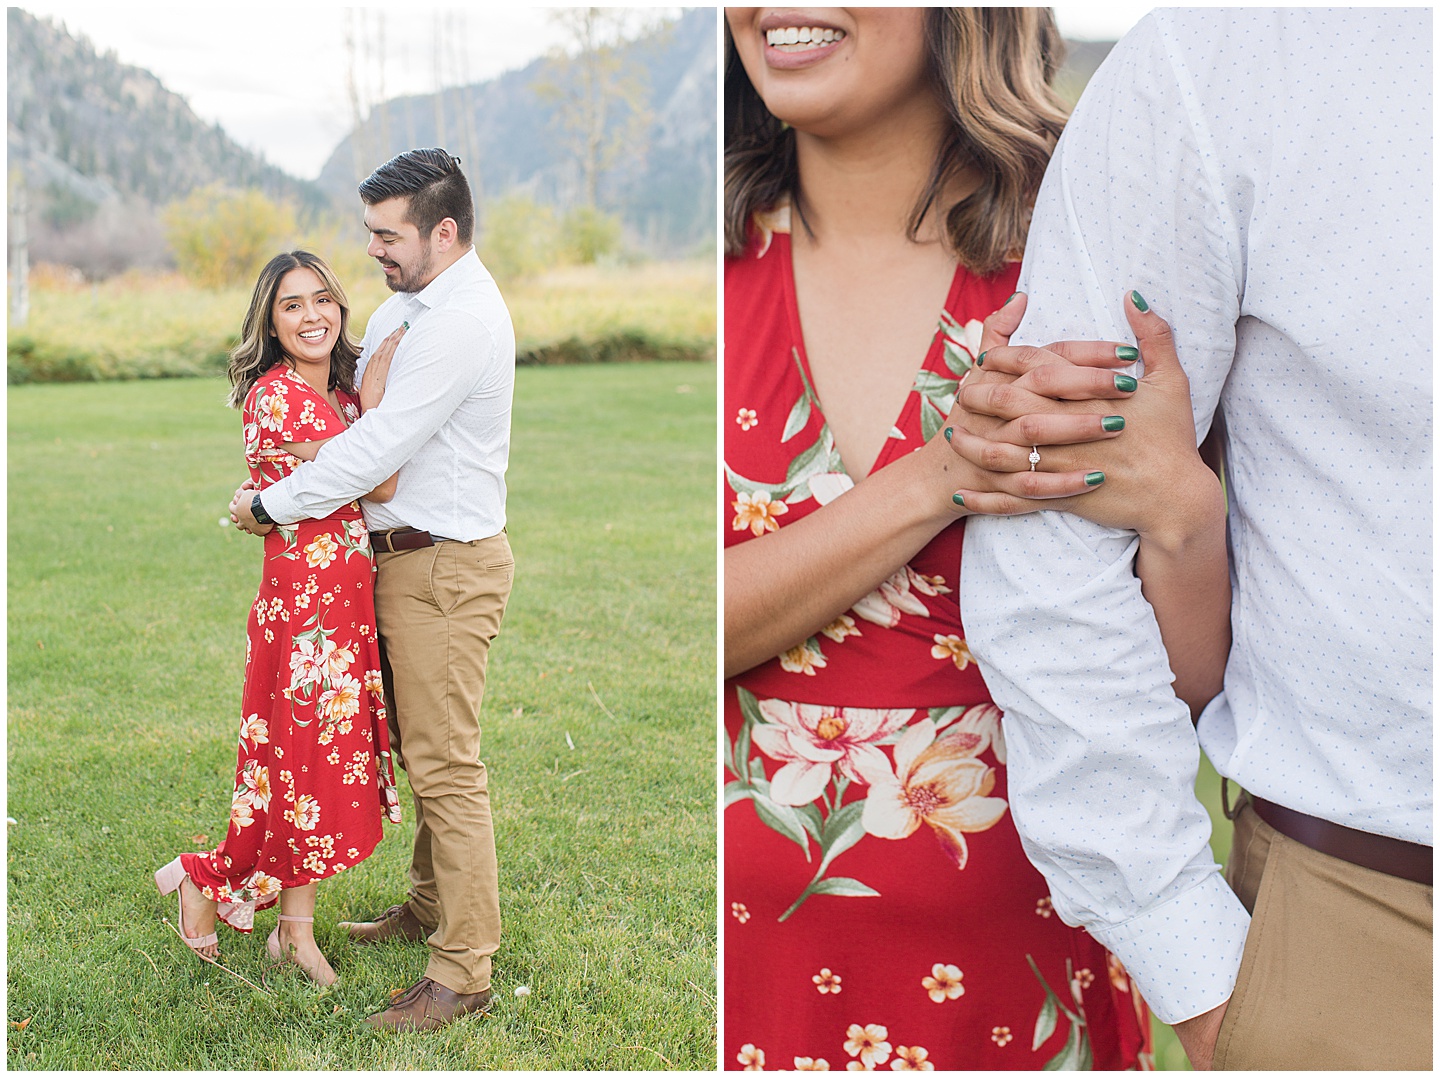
left=17, top=4, right=1154, bottom=180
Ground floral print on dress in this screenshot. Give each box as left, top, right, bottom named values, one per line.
left=921, top=963, right=964, bottom=1003
left=185, top=367, right=400, bottom=933
left=727, top=692, right=1008, bottom=917
left=844, top=1024, right=892, bottom=1070
left=723, top=217, right=1150, bottom=1070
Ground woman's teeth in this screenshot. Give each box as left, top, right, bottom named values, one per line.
left=765, top=26, right=845, bottom=50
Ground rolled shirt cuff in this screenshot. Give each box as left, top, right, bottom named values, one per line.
left=1094, top=871, right=1250, bottom=1025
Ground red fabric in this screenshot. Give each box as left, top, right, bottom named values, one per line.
left=183, top=367, right=400, bottom=930
left=723, top=223, right=1151, bottom=1070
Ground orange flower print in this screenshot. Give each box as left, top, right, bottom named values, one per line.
left=319, top=675, right=362, bottom=724
left=304, top=533, right=340, bottom=569
left=991, top=1027, right=1013, bottom=1047
left=794, top=1058, right=830, bottom=1071
left=732, top=489, right=788, bottom=537
left=921, top=963, right=964, bottom=1003
left=242, top=762, right=272, bottom=811
left=292, top=794, right=320, bottom=831
left=229, top=798, right=255, bottom=830
left=812, top=968, right=842, bottom=994
left=820, top=614, right=861, bottom=643
left=1107, top=952, right=1131, bottom=993
left=736, top=407, right=759, bottom=431
left=257, top=389, right=288, bottom=432
left=238, top=713, right=269, bottom=747
left=247, top=871, right=282, bottom=900
left=731, top=901, right=751, bottom=924
left=889, top=1045, right=933, bottom=1071
left=844, top=1024, right=892, bottom=1070
left=1035, top=896, right=1054, bottom=918
left=778, top=639, right=827, bottom=677
left=737, top=1043, right=765, bottom=1070
left=929, top=633, right=973, bottom=671
left=861, top=718, right=1008, bottom=869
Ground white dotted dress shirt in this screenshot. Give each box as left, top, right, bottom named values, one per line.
left=960, top=9, right=1431, bottom=1025
left=262, top=249, right=515, bottom=542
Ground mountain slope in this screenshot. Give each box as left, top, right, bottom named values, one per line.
left=318, top=9, right=717, bottom=255
left=7, top=7, right=325, bottom=217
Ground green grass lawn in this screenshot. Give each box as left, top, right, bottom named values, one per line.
left=7, top=364, right=717, bottom=1069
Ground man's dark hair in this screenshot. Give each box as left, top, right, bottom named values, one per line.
left=359, top=148, right=475, bottom=246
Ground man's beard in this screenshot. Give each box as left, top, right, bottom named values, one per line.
left=382, top=242, right=434, bottom=293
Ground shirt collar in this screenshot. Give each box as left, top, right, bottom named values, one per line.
left=409, top=247, right=481, bottom=311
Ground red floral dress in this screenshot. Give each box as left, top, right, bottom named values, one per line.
left=723, top=208, right=1151, bottom=1071
left=182, top=366, right=401, bottom=931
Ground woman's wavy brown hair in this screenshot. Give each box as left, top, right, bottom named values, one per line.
left=725, top=8, right=1070, bottom=276
left=225, top=250, right=363, bottom=409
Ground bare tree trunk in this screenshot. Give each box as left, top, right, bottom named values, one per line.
left=432, top=12, right=447, bottom=149
left=345, top=12, right=371, bottom=186
left=9, top=168, right=29, bottom=327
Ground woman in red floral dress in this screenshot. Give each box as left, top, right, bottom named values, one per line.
left=155, top=251, right=404, bottom=984
left=724, top=8, right=1230, bottom=1069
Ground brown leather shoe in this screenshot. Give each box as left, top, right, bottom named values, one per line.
left=365, top=977, right=493, bottom=1032
left=337, top=903, right=430, bottom=945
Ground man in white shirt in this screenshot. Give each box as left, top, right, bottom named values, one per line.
left=959, top=10, right=1430, bottom=1070
left=234, top=148, right=516, bottom=1031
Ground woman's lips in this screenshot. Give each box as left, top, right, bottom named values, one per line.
left=761, top=22, right=846, bottom=69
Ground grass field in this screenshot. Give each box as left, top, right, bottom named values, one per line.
left=7, top=364, right=717, bottom=1069
left=7, top=258, right=716, bottom=384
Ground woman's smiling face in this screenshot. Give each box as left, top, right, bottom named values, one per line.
left=726, top=8, right=934, bottom=139
left=270, top=266, right=340, bottom=370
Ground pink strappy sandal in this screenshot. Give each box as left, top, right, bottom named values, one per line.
left=267, top=914, right=314, bottom=962
left=267, top=914, right=338, bottom=985
left=154, top=857, right=219, bottom=958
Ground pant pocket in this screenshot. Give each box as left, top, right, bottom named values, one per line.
left=1212, top=837, right=1285, bottom=1070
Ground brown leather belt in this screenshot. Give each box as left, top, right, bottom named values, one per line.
left=1250, top=795, right=1432, bottom=887
left=369, top=527, right=455, bottom=553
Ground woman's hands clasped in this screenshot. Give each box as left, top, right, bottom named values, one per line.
left=943, top=291, right=1220, bottom=544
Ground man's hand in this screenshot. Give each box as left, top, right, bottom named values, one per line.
left=1173, top=999, right=1229, bottom=1070
left=228, top=479, right=273, bottom=536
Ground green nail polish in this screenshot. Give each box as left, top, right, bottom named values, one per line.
left=1085, top=472, right=1106, bottom=486
left=1115, top=345, right=1139, bottom=361
left=952, top=493, right=965, bottom=506
left=944, top=427, right=953, bottom=442
left=1130, top=291, right=1149, bottom=312
left=1004, top=292, right=1019, bottom=305
left=402, top=320, right=410, bottom=329
left=1102, top=415, right=1125, bottom=432
left=1114, top=374, right=1138, bottom=392
left=976, top=351, right=987, bottom=366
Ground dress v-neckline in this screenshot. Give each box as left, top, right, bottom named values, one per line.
left=778, top=232, right=969, bottom=480
left=284, top=367, right=350, bottom=430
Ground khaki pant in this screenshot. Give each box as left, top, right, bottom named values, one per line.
left=1214, top=797, right=1432, bottom=1070
left=374, top=532, right=514, bottom=995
